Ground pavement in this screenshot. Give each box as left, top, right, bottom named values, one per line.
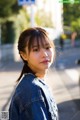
left=0, top=41, right=80, bottom=120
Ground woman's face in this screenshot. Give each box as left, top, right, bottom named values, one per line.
left=21, top=39, right=54, bottom=74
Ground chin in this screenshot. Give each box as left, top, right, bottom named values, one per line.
left=40, top=64, right=51, bottom=71
left=43, top=66, right=50, bottom=70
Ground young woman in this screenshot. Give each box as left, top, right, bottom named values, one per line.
left=9, top=27, right=58, bottom=120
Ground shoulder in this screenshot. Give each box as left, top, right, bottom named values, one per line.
left=17, top=73, right=41, bottom=94
left=11, top=74, right=43, bottom=107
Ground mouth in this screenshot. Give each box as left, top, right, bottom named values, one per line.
left=40, top=60, right=50, bottom=64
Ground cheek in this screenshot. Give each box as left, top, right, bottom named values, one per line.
left=32, top=53, right=39, bottom=58
left=29, top=53, right=40, bottom=60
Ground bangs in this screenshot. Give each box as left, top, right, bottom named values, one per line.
left=28, top=31, right=53, bottom=52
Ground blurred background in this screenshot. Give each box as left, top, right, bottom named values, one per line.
left=0, top=0, right=80, bottom=120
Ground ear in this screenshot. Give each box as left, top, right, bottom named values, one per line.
left=20, top=51, right=28, bottom=61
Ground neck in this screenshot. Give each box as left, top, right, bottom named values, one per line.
left=27, top=64, right=48, bottom=79
left=35, top=70, right=47, bottom=79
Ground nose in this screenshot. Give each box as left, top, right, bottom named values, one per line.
left=41, top=49, right=48, bottom=57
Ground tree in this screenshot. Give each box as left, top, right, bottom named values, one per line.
left=0, top=0, right=18, bottom=17
left=63, top=2, right=80, bottom=35
left=63, top=3, right=80, bottom=26
left=0, top=0, right=22, bottom=43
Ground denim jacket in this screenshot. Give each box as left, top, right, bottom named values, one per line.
left=9, top=73, right=58, bottom=120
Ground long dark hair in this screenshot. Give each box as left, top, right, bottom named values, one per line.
left=17, top=27, right=55, bottom=82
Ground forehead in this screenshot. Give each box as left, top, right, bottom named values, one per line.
left=33, top=38, right=49, bottom=45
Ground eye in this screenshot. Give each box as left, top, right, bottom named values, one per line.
left=33, top=48, right=39, bottom=52
left=45, top=46, right=51, bottom=50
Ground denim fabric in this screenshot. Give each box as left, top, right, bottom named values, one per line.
left=9, top=73, right=58, bottom=120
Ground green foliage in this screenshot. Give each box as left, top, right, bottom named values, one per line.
left=0, top=0, right=15, bottom=18
left=14, top=9, right=30, bottom=42
left=63, top=3, right=80, bottom=25
left=63, top=2, right=80, bottom=35
left=1, top=8, right=30, bottom=44
left=71, top=18, right=80, bottom=33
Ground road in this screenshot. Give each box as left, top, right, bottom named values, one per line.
left=0, top=44, right=80, bottom=120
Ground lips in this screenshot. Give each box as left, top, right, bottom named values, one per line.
left=40, top=60, right=50, bottom=64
